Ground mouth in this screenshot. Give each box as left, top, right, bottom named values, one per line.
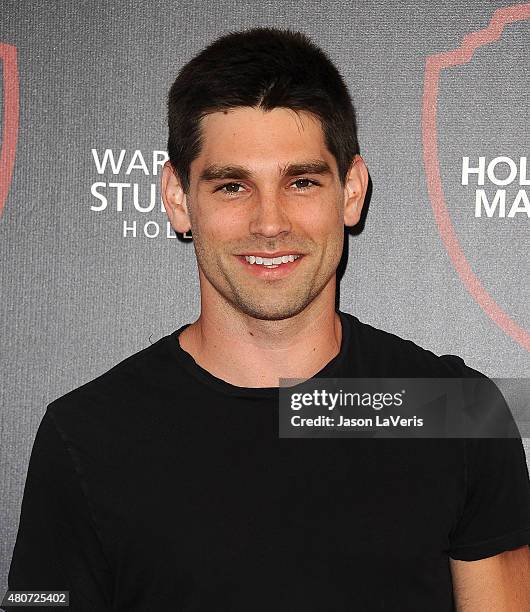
left=235, top=252, right=304, bottom=278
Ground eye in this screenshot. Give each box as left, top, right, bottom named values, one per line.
left=216, top=182, right=245, bottom=195
left=291, top=178, right=319, bottom=190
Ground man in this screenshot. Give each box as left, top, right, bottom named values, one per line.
left=5, top=28, right=530, bottom=611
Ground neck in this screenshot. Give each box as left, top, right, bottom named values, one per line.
left=178, top=285, right=342, bottom=388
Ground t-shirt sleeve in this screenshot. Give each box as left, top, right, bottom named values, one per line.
left=448, top=435, right=530, bottom=561
left=4, top=408, right=113, bottom=611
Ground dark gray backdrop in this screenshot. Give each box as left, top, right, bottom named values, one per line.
left=1, top=0, right=528, bottom=593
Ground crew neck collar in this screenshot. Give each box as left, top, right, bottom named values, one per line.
left=167, top=310, right=354, bottom=398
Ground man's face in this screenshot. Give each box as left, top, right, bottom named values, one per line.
left=174, top=106, right=360, bottom=320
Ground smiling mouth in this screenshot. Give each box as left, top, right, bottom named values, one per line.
left=235, top=253, right=304, bottom=276
left=243, top=254, right=302, bottom=268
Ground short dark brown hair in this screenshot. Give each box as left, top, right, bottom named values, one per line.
left=167, top=27, right=360, bottom=192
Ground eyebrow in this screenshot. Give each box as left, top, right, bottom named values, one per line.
left=199, top=159, right=332, bottom=182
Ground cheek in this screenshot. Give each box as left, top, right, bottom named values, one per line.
left=299, top=200, right=343, bottom=241
left=311, top=206, right=345, bottom=261
left=196, top=202, right=245, bottom=237
left=190, top=206, right=239, bottom=247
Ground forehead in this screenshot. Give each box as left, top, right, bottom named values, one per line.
left=193, top=106, right=335, bottom=171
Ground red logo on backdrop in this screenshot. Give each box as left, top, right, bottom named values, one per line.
left=422, top=4, right=530, bottom=352
left=0, top=43, right=19, bottom=218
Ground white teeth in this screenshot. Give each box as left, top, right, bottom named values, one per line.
left=244, top=254, right=301, bottom=265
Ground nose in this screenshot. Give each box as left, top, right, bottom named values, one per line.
left=248, top=191, right=292, bottom=238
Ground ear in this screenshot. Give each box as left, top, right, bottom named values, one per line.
left=343, top=154, right=369, bottom=227
left=161, top=160, right=192, bottom=233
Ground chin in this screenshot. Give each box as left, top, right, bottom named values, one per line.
left=233, top=297, right=310, bottom=321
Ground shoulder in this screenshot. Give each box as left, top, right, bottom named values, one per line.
left=341, top=310, right=484, bottom=378
left=46, top=332, right=177, bottom=436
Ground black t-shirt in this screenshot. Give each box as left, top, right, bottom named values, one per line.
left=5, top=311, right=530, bottom=611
